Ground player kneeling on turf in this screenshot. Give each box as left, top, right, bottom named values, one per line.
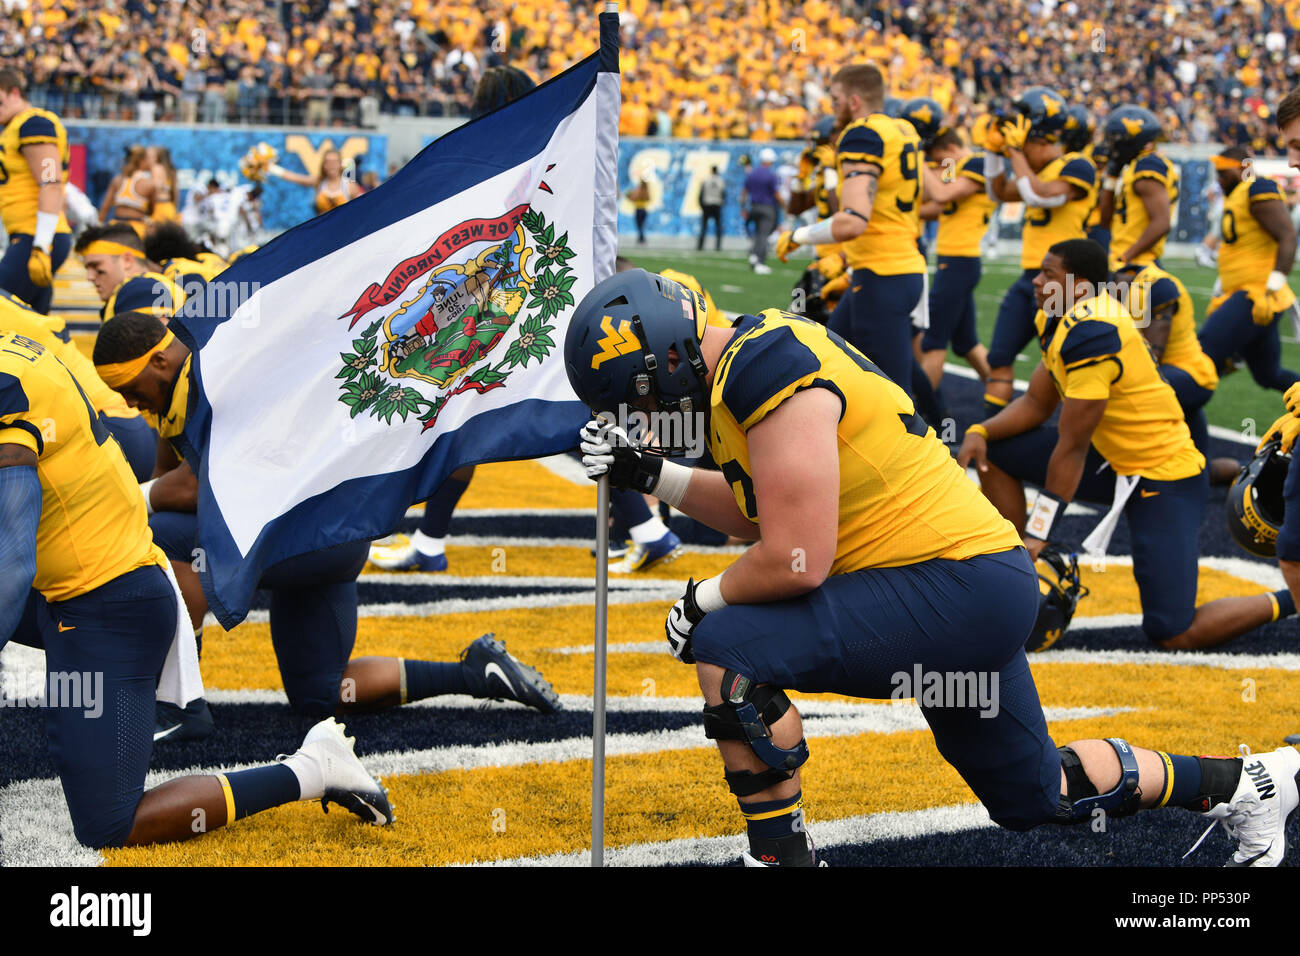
left=563, top=268, right=1300, bottom=867
left=0, top=329, right=391, bottom=848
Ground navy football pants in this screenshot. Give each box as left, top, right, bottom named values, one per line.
left=150, top=510, right=367, bottom=717
left=986, top=425, right=1207, bottom=641
left=691, top=549, right=1062, bottom=831
left=828, top=268, right=922, bottom=397
left=13, top=566, right=175, bottom=848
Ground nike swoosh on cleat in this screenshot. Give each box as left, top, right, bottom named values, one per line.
left=153, top=723, right=182, bottom=742
left=1227, top=844, right=1271, bottom=866
left=484, top=662, right=517, bottom=697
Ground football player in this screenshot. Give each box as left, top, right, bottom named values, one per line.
left=1198, top=146, right=1299, bottom=395
left=74, top=223, right=185, bottom=321
left=1096, top=106, right=1178, bottom=274
left=774, top=64, right=925, bottom=395
left=958, top=239, right=1292, bottom=650
left=566, top=267, right=1299, bottom=867
left=1061, top=105, right=1110, bottom=252
left=0, top=289, right=154, bottom=481
left=92, top=310, right=561, bottom=721
left=913, top=115, right=994, bottom=389
left=1, top=326, right=394, bottom=847
left=785, top=116, right=847, bottom=326
left=984, top=87, right=1097, bottom=414
left=0, top=68, right=72, bottom=315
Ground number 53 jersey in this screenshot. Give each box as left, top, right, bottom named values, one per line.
left=836, top=115, right=926, bottom=275
left=708, top=310, right=1022, bottom=573
left=0, top=331, right=164, bottom=601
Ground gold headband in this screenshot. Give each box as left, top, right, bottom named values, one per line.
left=96, top=329, right=174, bottom=389
left=1210, top=155, right=1243, bottom=172
left=81, top=240, right=144, bottom=258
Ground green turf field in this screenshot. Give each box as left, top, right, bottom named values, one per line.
left=627, top=248, right=1295, bottom=438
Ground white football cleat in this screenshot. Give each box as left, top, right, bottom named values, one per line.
left=1187, top=745, right=1300, bottom=866
left=286, top=717, right=394, bottom=826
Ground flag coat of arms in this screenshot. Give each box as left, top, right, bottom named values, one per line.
left=173, top=16, right=620, bottom=626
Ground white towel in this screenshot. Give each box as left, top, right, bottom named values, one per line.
left=155, top=561, right=205, bottom=708
left=1081, top=473, right=1140, bottom=562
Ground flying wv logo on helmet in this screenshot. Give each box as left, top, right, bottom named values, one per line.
left=564, top=269, right=711, bottom=457
left=1011, top=86, right=1069, bottom=144
left=1026, top=546, right=1089, bottom=652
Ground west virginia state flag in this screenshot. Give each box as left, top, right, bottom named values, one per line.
left=172, top=13, right=621, bottom=627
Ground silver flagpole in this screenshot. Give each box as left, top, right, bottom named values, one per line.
left=591, top=0, right=620, bottom=872
left=592, top=474, right=610, bottom=867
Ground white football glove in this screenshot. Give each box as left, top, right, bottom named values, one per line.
left=578, top=418, right=663, bottom=492
left=664, top=577, right=706, bottom=663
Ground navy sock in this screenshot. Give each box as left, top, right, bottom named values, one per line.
left=402, top=658, right=471, bottom=702
left=739, top=792, right=804, bottom=840
left=1272, top=589, right=1296, bottom=620
left=220, top=764, right=301, bottom=821
left=610, top=486, right=652, bottom=527
left=1156, top=752, right=1202, bottom=808
left=740, top=792, right=811, bottom=866
left=419, top=477, right=471, bottom=538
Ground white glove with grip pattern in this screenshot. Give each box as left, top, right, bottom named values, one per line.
left=665, top=577, right=706, bottom=663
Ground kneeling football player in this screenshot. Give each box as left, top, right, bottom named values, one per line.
left=91, top=311, right=561, bottom=722
left=0, top=327, right=392, bottom=847
left=564, top=267, right=1299, bottom=867
left=958, top=239, right=1292, bottom=650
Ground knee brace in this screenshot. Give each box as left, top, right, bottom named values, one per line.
left=1054, top=738, right=1142, bottom=824
left=703, top=669, right=809, bottom=797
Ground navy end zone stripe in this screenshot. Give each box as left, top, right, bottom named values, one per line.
left=721, top=325, right=821, bottom=427
left=1059, top=320, right=1122, bottom=365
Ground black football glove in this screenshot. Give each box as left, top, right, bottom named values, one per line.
left=664, top=577, right=706, bottom=663
left=579, top=418, right=664, bottom=494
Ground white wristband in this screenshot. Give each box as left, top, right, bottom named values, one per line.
left=268, top=164, right=288, bottom=178
left=694, top=574, right=727, bottom=614
left=792, top=217, right=836, bottom=247
left=140, top=478, right=157, bottom=516
left=1025, top=491, right=1062, bottom=542
left=1267, top=270, right=1287, bottom=293
left=1101, top=176, right=1118, bottom=193
left=34, top=210, right=58, bottom=252
left=653, top=459, right=693, bottom=509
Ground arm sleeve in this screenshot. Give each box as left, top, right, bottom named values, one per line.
left=0, top=465, right=41, bottom=647
left=1016, top=176, right=1069, bottom=208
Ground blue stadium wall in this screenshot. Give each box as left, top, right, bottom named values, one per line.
left=74, top=124, right=1223, bottom=244
left=68, top=123, right=388, bottom=234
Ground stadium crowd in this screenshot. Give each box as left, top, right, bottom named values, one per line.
left=0, top=0, right=1293, bottom=153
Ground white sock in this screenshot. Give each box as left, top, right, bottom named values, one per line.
left=279, top=751, right=324, bottom=801
left=411, top=530, right=446, bottom=556
left=629, top=516, right=670, bottom=545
